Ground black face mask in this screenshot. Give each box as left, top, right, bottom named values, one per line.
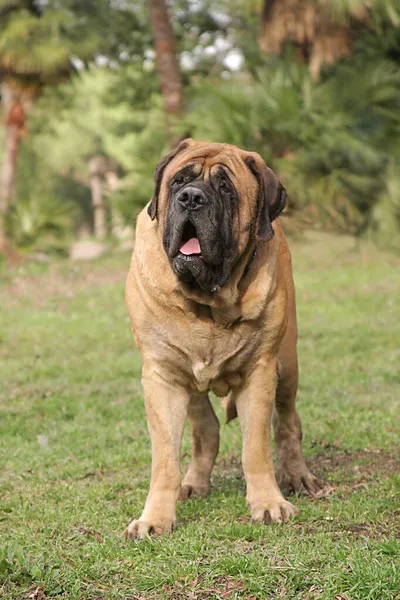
left=163, top=166, right=238, bottom=292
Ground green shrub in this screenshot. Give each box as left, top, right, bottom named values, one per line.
left=7, top=194, right=76, bottom=256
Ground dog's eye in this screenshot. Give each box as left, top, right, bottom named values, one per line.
left=220, top=179, right=231, bottom=194
left=172, top=172, right=190, bottom=187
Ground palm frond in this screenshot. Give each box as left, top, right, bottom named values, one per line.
left=259, top=0, right=400, bottom=77
left=0, top=8, right=95, bottom=83
left=7, top=193, right=76, bottom=254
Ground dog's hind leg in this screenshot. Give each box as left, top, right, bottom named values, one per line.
left=179, top=393, right=220, bottom=501
left=274, top=314, right=327, bottom=496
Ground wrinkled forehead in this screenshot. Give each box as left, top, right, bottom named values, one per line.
left=164, top=142, right=255, bottom=184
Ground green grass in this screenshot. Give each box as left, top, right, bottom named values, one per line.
left=0, top=232, right=399, bottom=599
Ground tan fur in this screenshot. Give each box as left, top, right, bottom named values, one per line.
left=124, top=140, right=325, bottom=539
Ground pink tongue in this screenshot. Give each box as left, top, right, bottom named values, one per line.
left=180, top=237, right=201, bottom=255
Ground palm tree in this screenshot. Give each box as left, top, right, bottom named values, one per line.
left=0, top=1, right=95, bottom=252
left=259, top=0, right=400, bottom=78
left=148, top=0, right=184, bottom=121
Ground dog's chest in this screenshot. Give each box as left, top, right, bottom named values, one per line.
left=181, top=319, right=260, bottom=396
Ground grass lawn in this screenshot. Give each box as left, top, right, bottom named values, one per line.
left=0, top=231, right=399, bottom=599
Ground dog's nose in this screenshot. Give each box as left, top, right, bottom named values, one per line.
left=177, top=186, right=207, bottom=210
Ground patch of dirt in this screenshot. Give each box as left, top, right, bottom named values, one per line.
left=216, top=454, right=242, bottom=471
left=212, top=448, right=400, bottom=494
left=309, top=448, right=400, bottom=488
left=212, top=454, right=245, bottom=492
left=162, top=575, right=250, bottom=600
left=295, top=519, right=397, bottom=541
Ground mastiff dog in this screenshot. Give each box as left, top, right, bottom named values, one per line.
left=125, top=139, right=325, bottom=539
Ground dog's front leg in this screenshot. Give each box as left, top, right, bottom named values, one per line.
left=125, top=363, right=189, bottom=539
left=235, top=357, right=298, bottom=524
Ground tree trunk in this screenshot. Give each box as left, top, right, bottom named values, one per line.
left=148, top=0, right=183, bottom=120
left=89, top=155, right=109, bottom=240
left=0, top=80, right=33, bottom=254
left=0, top=123, right=19, bottom=252
left=91, top=173, right=107, bottom=240
left=105, top=171, right=124, bottom=238
left=0, top=123, right=19, bottom=208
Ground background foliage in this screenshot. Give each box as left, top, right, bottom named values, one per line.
left=1, top=0, right=400, bottom=254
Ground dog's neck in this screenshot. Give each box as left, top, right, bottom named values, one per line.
left=177, top=242, right=255, bottom=308
left=178, top=233, right=279, bottom=326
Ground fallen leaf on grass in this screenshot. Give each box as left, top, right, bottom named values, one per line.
left=27, top=586, right=46, bottom=599
left=312, top=484, right=334, bottom=499
left=78, top=469, right=108, bottom=480
left=216, top=577, right=245, bottom=598
left=116, top=559, right=136, bottom=568
left=79, top=526, right=103, bottom=543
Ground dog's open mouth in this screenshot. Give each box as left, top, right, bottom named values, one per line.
left=179, top=222, right=201, bottom=256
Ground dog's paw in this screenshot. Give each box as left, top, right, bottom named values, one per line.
left=124, top=517, right=175, bottom=540
left=278, top=467, right=331, bottom=498
left=179, top=483, right=210, bottom=501
left=249, top=497, right=299, bottom=524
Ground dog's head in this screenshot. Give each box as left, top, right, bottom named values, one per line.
left=148, top=138, right=286, bottom=292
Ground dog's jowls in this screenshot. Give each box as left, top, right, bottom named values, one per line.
left=124, top=138, right=326, bottom=539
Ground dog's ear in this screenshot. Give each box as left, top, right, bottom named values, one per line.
left=245, top=156, right=287, bottom=242
left=148, top=139, right=192, bottom=220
